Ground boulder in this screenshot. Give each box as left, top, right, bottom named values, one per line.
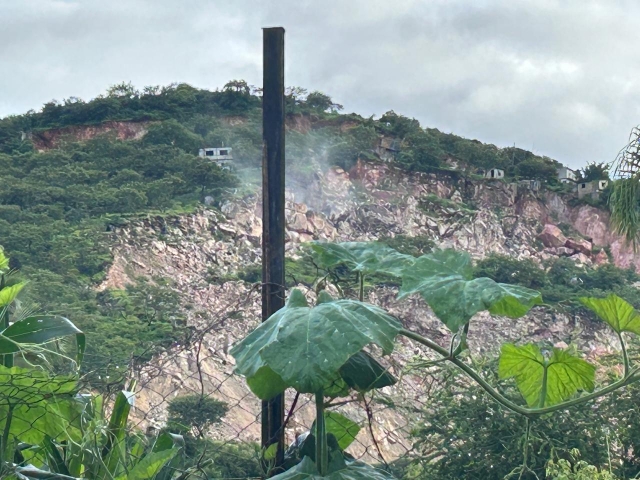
left=450, top=190, right=463, bottom=204
left=557, top=247, right=575, bottom=256
left=565, top=237, right=592, bottom=255
left=594, top=249, right=609, bottom=265
left=538, top=224, right=567, bottom=248
left=288, top=212, right=309, bottom=232
left=571, top=253, right=592, bottom=266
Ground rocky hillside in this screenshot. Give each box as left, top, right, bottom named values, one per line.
left=99, top=158, right=632, bottom=460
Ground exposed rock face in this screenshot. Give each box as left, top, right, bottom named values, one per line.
left=32, top=121, right=151, bottom=151
left=566, top=237, right=592, bottom=255
left=538, top=224, right=567, bottom=248
left=100, top=159, right=635, bottom=462
left=594, top=249, right=609, bottom=265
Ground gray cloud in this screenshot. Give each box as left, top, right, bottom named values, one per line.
left=2, top=0, right=640, bottom=168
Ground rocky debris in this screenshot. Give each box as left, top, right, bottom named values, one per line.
left=565, top=237, right=592, bottom=255
left=538, top=224, right=567, bottom=248
left=557, top=246, right=575, bottom=256
left=571, top=252, right=592, bottom=266
left=100, top=159, right=640, bottom=462
left=594, top=249, right=609, bottom=265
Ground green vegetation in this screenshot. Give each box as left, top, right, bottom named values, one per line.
left=0, top=81, right=576, bottom=382
left=2, top=81, right=638, bottom=478
left=3, top=228, right=640, bottom=478
left=231, top=242, right=640, bottom=479
left=406, top=363, right=633, bottom=479
left=577, top=162, right=610, bottom=182
left=419, top=194, right=476, bottom=215
left=474, top=253, right=640, bottom=311
left=167, top=394, right=228, bottom=438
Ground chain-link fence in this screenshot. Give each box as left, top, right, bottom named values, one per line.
left=2, top=273, right=453, bottom=480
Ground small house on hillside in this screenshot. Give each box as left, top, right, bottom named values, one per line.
left=577, top=179, right=608, bottom=200
left=557, top=166, right=577, bottom=184
left=198, top=147, right=233, bottom=167
left=518, top=179, right=541, bottom=192
left=484, top=168, right=504, bottom=179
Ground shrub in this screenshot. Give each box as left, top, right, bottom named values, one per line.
left=167, top=394, right=228, bottom=437
left=473, top=253, right=547, bottom=289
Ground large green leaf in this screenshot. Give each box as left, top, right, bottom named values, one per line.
left=152, top=432, right=185, bottom=480
left=0, top=249, right=9, bottom=272
left=322, top=412, right=360, bottom=451
left=338, top=352, right=396, bottom=393
left=231, top=289, right=401, bottom=398
left=271, top=456, right=396, bottom=479
left=0, top=315, right=85, bottom=364
left=99, top=390, right=135, bottom=479
left=309, top=242, right=415, bottom=277
left=398, top=249, right=542, bottom=332
left=118, top=448, right=179, bottom=480
left=498, top=344, right=596, bottom=408
left=0, top=366, right=81, bottom=448
left=0, top=282, right=26, bottom=307
left=13, top=465, right=79, bottom=479
left=580, top=294, right=640, bottom=335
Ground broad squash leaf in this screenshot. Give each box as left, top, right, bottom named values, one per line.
left=320, top=412, right=360, bottom=451
left=231, top=289, right=401, bottom=398
left=246, top=366, right=289, bottom=401
left=580, top=294, right=640, bottom=335
left=499, top=343, right=595, bottom=408
left=271, top=456, right=396, bottom=479
left=338, top=351, right=396, bottom=393
left=264, top=443, right=279, bottom=461
left=309, top=242, right=415, bottom=277
left=398, top=249, right=542, bottom=332
left=323, top=373, right=351, bottom=399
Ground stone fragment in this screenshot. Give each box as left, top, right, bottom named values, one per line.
left=538, top=224, right=567, bottom=248
left=571, top=253, right=592, bottom=266
left=565, top=237, right=592, bottom=255
left=288, top=212, right=309, bottom=232
left=594, top=249, right=609, bottom=265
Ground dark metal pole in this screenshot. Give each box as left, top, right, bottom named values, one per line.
left=262, top=26, right=286, bottom=476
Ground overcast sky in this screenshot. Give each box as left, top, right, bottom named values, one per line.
left=2, top=0, right=640, bottom=169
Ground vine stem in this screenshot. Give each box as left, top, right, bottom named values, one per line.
left=400, top=328, right=640, bottom=417
left=315, top=390, right=328, bottom=476
left=618, top=331, right=630, bottom=377
left=358, top=273, right=365, bottom=302
left=1, top=403, right=13, bottom=465
left=521, top=417, right=531, bottom=478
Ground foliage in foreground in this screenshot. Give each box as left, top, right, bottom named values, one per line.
left=0, top=251, right=185, bottom=480
left=231, top=241, right=640, bottom=478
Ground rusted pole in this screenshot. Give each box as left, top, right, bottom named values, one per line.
left=262, top=26, right=286, bottom=476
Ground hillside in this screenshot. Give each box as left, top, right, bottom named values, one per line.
left=0, top=82, right=637, bottom=479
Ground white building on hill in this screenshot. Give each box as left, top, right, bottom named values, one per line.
left=198, top=147, right=233, bottom=167
left=557, top=166, right=577, bottom=183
